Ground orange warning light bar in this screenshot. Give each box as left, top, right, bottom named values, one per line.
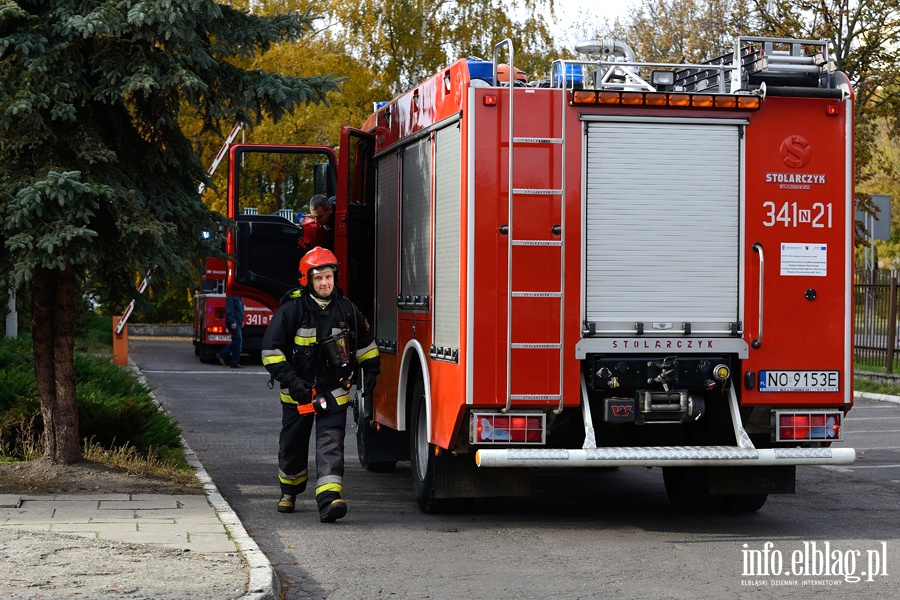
left=572, top=91, right=761, bottom=111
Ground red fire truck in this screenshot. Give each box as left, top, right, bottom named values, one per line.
left=226, top=35, right=856, bottom=512
left=192, top=257, right=273, bottom=362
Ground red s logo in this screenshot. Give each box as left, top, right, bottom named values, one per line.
left=780, top=135, right=811, bottom=168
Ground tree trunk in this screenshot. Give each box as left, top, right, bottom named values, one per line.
left=31, top=266, right=82, bottom=464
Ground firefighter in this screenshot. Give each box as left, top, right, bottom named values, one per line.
left=261, top=247, right=379, bottom=522
left=308, top=194, right=335, bottom=249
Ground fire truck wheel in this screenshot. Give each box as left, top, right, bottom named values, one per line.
left=197, top=342, right=217, bottom=364
left=410, top=379, right=464, bottom=514
left=356, top=421, right=397, bottom=472
left=662, top=467, right=727, bottom=511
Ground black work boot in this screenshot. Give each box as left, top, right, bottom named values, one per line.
left=319, top=499, right=347, bottom=523
left=277, top=494, right=296, bottom=513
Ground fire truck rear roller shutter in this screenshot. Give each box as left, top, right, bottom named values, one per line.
left=583, top=118, right=743, bottom=335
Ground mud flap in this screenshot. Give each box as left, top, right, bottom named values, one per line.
left=434, top=452, right=530, bottom=499
left=358, top=420, right=409, bottom=463
left=707, top=466, right=795, bottom=495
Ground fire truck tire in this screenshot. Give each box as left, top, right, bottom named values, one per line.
left=662, top=467, right=727, bottom=511
left=197, top=342, right=217, bottom=364
left=410, top=379, right=464, bottom=514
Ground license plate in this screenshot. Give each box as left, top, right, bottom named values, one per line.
left=759, top=370, right=839, bottom=392
left=207, top=334, right=231, bottom=343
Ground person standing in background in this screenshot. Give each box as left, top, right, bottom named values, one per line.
left=217, top=295, right=245, bottom=368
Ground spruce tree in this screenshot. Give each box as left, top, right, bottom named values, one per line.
left=0, top=0, right=338, bottom=462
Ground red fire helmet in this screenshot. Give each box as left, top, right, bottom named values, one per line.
left=298, top=246, right=338, bottom=287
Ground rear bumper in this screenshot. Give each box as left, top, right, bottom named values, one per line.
left=476, top=377, right=856, bottom=468
left=475, top=446, right=856, bottom=467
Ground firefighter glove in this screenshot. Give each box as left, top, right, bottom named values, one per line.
left=283, top=374, right=312, bottom=403
left=312, top=392, right=339, bottom=415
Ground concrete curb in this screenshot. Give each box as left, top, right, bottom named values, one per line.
left=184, top=441, right=280, bottom=600
left=128, top=360, right=280, bottom=600
left=853, top=390, right=900, bottom=404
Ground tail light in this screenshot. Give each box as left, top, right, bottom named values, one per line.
left=471, top=412, right=545, bottom=445
left=206, top=325, right=226, bottom=334
left=775, top=411, right=842, bottom=442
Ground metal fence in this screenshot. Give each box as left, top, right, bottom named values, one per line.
left=855, top=269, right=900, bottom=372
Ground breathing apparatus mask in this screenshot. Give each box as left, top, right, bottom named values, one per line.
left=319, top=331, right=354, bottom=390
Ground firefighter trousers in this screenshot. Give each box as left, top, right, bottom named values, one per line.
left=278, top=401, right=347, bottom=511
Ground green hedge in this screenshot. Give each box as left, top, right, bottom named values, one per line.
left=0, top=334, right=184, bottom=464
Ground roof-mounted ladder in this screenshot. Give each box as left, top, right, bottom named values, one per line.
left=676, top=36, right=832, bottom=93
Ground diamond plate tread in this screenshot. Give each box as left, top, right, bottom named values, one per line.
left=584, top=446, right=759, bottom=460
left=773, top=447, right=835, bottom=459
left=507, top=449, right=569, bottom=460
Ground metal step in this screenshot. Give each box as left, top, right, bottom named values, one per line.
left=513, top=137, right=564, bottom=144
left=511, top=240, right=562, bottom=247
left=511, top=291, right=561, bottom=297
left=510, top=343, right=562, bottom=349
left=512, top=188, right=563, bottom=195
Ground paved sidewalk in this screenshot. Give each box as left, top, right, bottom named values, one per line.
left=0, top=493, right=236, bottom=553
left=0, top=445, right=278, bottom=599
left=0, top=357, right=279, bottom=599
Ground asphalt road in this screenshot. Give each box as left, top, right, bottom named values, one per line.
left=131, top=337, right=900, bottom=600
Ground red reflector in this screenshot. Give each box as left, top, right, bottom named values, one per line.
left=779, top=415, right=810, bottom=440
left=826, top=105, right=839, bottom=115
left=483, top=95, right=498, bottom=106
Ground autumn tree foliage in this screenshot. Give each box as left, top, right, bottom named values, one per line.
left=750, top=0, right=900, bottom=190
left=323, top=0, right=559, bottom=93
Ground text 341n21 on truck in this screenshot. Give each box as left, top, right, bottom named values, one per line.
left=225, top=34, right=856, bottom=513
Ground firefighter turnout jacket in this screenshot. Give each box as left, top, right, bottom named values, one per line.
left=261, top=289, right=380, bottom=410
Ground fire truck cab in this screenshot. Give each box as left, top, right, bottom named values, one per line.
left=227, top=35, right=856, bottom=513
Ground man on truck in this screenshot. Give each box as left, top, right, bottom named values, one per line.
left=307, top=194, right=335, bottom=249
left=261, top=247, right=380, bottom=522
